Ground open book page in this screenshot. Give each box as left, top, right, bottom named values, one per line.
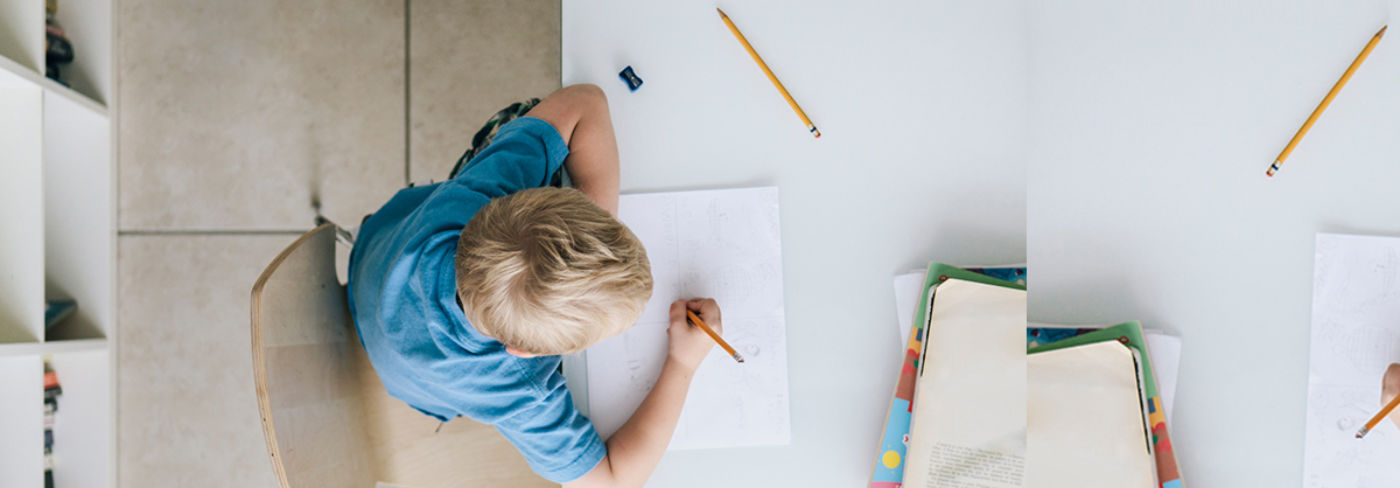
left=903, top=279, right=1027, bottom=488
left=1027, top=341, right=1157, bottom=488
left=1027, top=323, right=1182, bottom=425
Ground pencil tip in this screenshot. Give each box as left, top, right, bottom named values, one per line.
left=1380, top=25, right=1388, bottom=37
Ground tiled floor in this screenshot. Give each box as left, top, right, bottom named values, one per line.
left=116, top=235, right=286, bottom=488
left=115, top=0, right=561, bottom=486
left=117, top=0, right=407, bottom=231
left=409, top=1, right=561, bottom=181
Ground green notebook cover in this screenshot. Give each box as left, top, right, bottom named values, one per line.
left=912, top=264, right=1026, bottom=336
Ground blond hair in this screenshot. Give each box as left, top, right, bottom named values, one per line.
left=455, top=187, right=652, bottom=355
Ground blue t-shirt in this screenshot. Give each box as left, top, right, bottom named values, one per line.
left=346, top=117, right=606, bottom=483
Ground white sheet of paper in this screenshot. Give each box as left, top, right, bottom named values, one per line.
left=1143, top=331, right=1181, bottom=424
left=893, top=270, right=927, bottom=348
left=1304, top=233, right=1400, bottom=486
left=585, top=187, right=790, bottom=450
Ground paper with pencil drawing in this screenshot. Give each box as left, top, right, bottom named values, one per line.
left=585, top=187, right=790, bottom=450
left=1304, top=233, right=1400, bottom=487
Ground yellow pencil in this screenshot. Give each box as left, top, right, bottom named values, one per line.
left=717, top=8, right=821, bottom=138
left=1268, top=25, right=1386, bottom=177
left=1356, top=391, right=1400, bottom=438
left=687, top=309, right=743, bottom=363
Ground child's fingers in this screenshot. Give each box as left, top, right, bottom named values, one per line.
left=668, top=299, right=688, bottom=326
left=685, top=298, right=712, bottom=312
left=1388, top=364, right=1400, bottom=428
left=686, top=298, right=722, bottom=327
left=1385, top=363, right=1400, bottom=400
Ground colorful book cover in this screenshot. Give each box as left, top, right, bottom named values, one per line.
left=869, top=263, right=1026, bottom=488
left=1027, top=321, right=1184, bottom=488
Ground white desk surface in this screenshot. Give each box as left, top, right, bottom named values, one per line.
left=1029, top=2, right=1400, bottom=487
left=563, top=1, right=1025, bottom=486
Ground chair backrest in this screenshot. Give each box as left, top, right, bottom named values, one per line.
left=251, top=224, right=376, bottom=487
left=250, top=225, right=553, bottom=488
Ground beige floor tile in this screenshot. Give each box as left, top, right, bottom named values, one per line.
left=117, top=0, right=406, bottom=231
left=117, top=234, right=291, bottom=488
left=409, top=0, right=561, bottom=181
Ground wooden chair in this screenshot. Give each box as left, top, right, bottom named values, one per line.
left=250, top=224, right=554, bottom=487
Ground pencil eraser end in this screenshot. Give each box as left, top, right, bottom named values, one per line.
left=618, top=66, right=643, bottom=92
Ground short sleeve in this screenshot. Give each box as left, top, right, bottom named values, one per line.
left=493, top=386, right=606, bottom=483
left=453, top=116, right=570, bottom=198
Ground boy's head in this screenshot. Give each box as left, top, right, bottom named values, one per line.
left=455, top=187, right=653, bottom=356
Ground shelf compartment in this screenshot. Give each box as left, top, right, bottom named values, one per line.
left=47, top=349, right=113, bottom=488
left=0, top=65, right=45, bottom=344
left=0, top=0, right=44, bottom=72
left=47, top=0, right=111, bottom=105
left=44, top=86, right=113, bottom=342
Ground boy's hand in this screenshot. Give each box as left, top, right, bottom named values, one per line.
left=1384, top=363, right=1400, bottom=429
left=666, top=298, right=723, bottom=373
left=573, top=298, right=724, bottom=488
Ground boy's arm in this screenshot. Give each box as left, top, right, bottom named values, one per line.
left=566, top=299, right=722, bottom=488
left=526, top=84, right=621, bottom=215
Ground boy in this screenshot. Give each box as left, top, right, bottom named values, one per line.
left=347, top=84, right=723, bottom=487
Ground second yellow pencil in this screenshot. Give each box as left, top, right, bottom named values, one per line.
left=717, top=8, right=821, bottom=138
left=1268, top=25, right=1386, bottom=177
left=1356, top=390, right=1400, bottom=438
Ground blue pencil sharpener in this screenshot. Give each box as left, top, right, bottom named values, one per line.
left=618, top=66, right=643, bottom=92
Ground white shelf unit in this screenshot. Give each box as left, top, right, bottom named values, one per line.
left=0, top=0, right=114, bottom=486
left=0, top=356, right=45, bottom=488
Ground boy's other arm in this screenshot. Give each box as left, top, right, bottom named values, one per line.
left=566, top=299, right=722, bottom=488
left=526, top=84, right=621, bottom=215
